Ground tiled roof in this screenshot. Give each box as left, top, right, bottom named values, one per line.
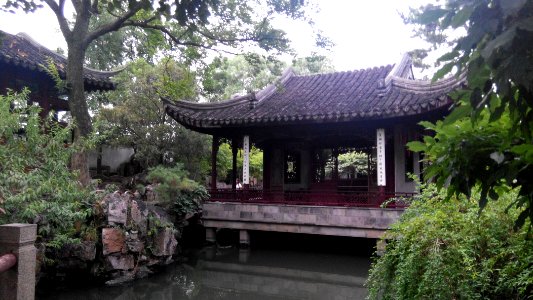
left=164, top=55, right=465, bottom=129
left=0, top=30, right=117, bottom=91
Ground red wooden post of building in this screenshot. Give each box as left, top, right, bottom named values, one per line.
left=231, top=138, right=238, bottom=191
left=211, top=136, right=220, bottom=190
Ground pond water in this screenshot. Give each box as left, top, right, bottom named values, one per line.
left=38, top=232, right=373, bottom=300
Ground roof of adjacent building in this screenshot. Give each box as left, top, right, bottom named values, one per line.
left=0, top=30, right=117, bottom=91
left=164, top=55, right=465, bottom=130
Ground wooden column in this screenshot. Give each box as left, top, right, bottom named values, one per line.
left=242, top=135, right=250, bottom=189
left=263, top=145, right=271, bottom=191
left=231, top=138, right=238, bottom=191
left=376, top=128, right=386, bottom=195
left=211, top=136, right=220, bottom=190
left=332, top=148, right=339, bottom=180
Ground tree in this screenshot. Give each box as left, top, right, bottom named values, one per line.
left=291, top=54, right=334, bottom=75
left=202, top=53, right=335, bottom=101
left=97, top=58, right=210, bottom=180
left=337, top=151, right=368, bottom=178
left=405, top=0, right=533, bottom=227
left=2, top=0, right=313, bottom=186
left=201, top=54, right=286, bottom=101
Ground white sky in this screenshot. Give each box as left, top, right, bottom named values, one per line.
left=0, top=0, right=433, bottom=75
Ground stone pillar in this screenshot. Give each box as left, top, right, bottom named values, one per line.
left=238, top=248, right=250, bottom=263
left=0, top=223, right=37, bottom=300
left=205, top=227, right=216, bottom=244
left=239, top=230, right=250, bottom=248
left=376, top=239, right=387, bottom=256
left=242, top=135, right=250, bottom=189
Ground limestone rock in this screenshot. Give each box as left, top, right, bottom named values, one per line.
left=106, top=255, right=134, bottom=271
left=147, top=204, right=172, bottom=227
left=125, top=231, right=144, bottom=253
left=145, top=185, right=158, bottom=202
left=105, top=192, right=129, bottom=225
left=73, top=241, right=97, bottom=261
left=105, top=271, right=135, bottom=286
left=135, top=265, right=153, bottom=279
left=102, top=228, right=125, bottom=255
left=130, top=199, right=148, bottom=235
left=152, top=227, right=177, bottom=257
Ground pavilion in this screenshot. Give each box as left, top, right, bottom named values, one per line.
left=164, top=55, right=464, bottom=242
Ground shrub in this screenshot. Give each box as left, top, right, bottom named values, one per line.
left=0, top=90, right=94, bottom=249
left=367, top=185, right=533, bottom=299
left=146, top=164, right=208, bottom=216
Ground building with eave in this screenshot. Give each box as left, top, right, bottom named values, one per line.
left=0, top=30, right=135, bottom=175
left=0, top=30, right=117, bottom=119
left=164, top=54, right=464, bottom=243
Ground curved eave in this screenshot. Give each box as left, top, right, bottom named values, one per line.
left=0, top=55, right=117, bottom=91
left=164, top=94, right=453, bottom=131
left=0, top=31, right=119, bottom=91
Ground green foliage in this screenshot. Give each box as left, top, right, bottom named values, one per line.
left=213, top=142, right=264, bottom=183
left=201, top=54, right=286, bottom=101
left=0, top=90, right=94, bottom=248
left=97, top=59, right=210, bottom=179
left=202, top=54, right=335, bottom=101
left=337, top=151, right=368, bottom=177
left=406, top=0, right=533, bottom=227
left=367, top=185, right=533, bottom=300
left=146, top=164, right=208, bottom=216
left=291, top=55, right=334, bottom=75
left=216, top=142, right=233, bottom=181
left=85, top=12, right=166, bottom=70
left=43, top=58, right=67, bottom=93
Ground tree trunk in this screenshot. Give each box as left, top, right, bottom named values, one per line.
left=67, top=38, right=92, bottom=186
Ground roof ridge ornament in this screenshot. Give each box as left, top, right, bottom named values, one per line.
left=249, top=91, right=258, bottom=109
left=378, top=53, right=413, bottom=95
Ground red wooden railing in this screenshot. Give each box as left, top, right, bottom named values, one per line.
left=207, top=189, right=414, bottom=208
left=0, top=253, right=16, bottom=274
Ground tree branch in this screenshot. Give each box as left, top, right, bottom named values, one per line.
left=122, top=20, right=214, bottom=49
left=42, top=0, right=71, bottom=38
left=84, top=4, right=144, bottom=47
left=90, top=0, right=99, bottom=14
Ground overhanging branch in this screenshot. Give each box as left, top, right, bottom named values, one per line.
left=84, top=3, right=144, bottom=47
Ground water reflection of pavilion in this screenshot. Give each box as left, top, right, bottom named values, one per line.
left=198, top=259, right=367, bottom=300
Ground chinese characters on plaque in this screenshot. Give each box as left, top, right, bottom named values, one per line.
left=242, top=135, right=250, bottom=184
left=376, top=128, right=386, bottom=186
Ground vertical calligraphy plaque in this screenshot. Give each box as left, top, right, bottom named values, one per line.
left=243, top=135, right=250, bottom=184
left=376, top=128, right=386, bottom=186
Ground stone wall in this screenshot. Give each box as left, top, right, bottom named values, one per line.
left=203, top=202, right=403, bottom=238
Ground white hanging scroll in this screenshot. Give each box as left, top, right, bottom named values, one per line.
left=376, top=128, right=386, bottom=186
left=242, top=135, right=250, bottom=185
